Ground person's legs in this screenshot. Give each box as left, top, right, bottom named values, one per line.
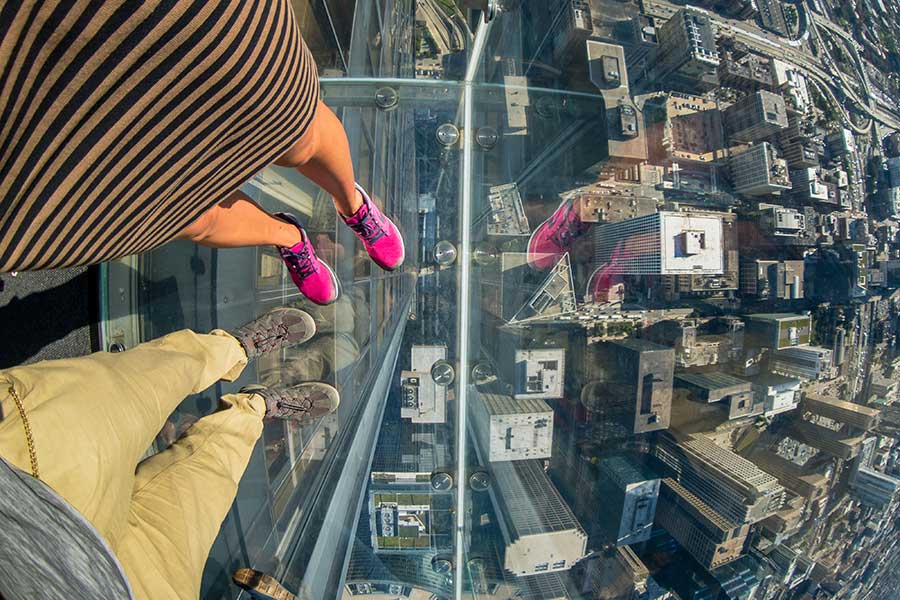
left=176, top=191, right=302, bottom=248
left=0, top=329, right=247, bottom=546
left=116, top=381, right=339, bottom=600
left=115, top=392, right=265, bottom=600
left=275, top=99, right=361, bottom=217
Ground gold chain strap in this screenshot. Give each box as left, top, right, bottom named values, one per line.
left=8, top=385, right=39, bottom=479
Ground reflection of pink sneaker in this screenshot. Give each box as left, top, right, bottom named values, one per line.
left=343, top=183, right=405, bottom=271
left=275, top=212, right=340, bottom=305
left=527, top=198, right=591, bottom=270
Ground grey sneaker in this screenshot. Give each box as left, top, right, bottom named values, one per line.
left=232, top=568, right=297, bottom=600
left=230, top=307, right=316, bottom=360
left=241, top=382, right=339, bottom=421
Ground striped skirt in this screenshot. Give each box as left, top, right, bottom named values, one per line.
left=0, top=0, right=319, bottom=272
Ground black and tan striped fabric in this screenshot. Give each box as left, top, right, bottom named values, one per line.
left=0, top=0, right=319, bottom=272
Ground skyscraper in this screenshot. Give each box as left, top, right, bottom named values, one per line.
left=471, top=393, right=554, bottom=463
left=654, top=7, right=720, bottom=92
left=488, top=460, right=588, bottom=576
left=655, top=478, right=751, bottom=569
left=729, top=142, right=791, bottom=195
left=654, top=431, right=786, bottom=524
left=592, top=211, right=724, bottom=275
left=739, top=258, right=804, bottom=300
left=581, top=339, right=674, bottom=434
left=724, top=90, right=788, bottom=142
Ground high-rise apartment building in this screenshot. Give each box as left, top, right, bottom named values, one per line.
left=489, top=460, right=588, bottom=576
left=471, top=393, right=554, bottom=463
left=655, top=431, right=786, bottom=524
left=729, top=142, right=791, bottom=195
left=592, top=211, right=724, bottom=275
left=724, top=90, right=788, bottom=142
left=654, top=7, right=720, bottom=91
left=582, top=339, right=674, bottom=434
left=655, top=478, right=751, bottom=569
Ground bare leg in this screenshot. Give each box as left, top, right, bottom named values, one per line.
left=176, top=191, right=301, bottom=248
left=177, top=100, right=362, bottom=249
left=276, top=99, right=363, bottom=218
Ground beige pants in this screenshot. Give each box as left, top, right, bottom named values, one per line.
left=0, top=329, right=264, bottom=600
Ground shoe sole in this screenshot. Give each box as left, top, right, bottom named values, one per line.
left=312, top=258, right=342, bottom=305
left=232, top=569, right=296, bottom=600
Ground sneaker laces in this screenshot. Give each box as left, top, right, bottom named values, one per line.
left=282, top=243, right=318, bottom=279
left=247, top=322, right=289, bottom=354
left=348, top=206, right=386, bottom=244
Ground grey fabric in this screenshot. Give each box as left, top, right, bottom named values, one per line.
left=0, top=456, right=133, bottom=600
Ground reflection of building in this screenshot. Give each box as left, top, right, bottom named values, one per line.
left=592, top=211, right=724, bottom=275
left=770, top=346, right=834, bottom=381
left=729, top=142, right=791, bottom=195
left=489, top=460, right=588, bottom=576
left=739, top=258, right=804, bottom=300
left=723, top=90, right=788, bottom=143
left=654, top=7, right=720, bottom=92
left=745, top=313, right=811, bottom=349
left=655, top=478, right=750, bottom=569
left=514, top=349, right=566, bottom=399
left=655, top=432, right=786, bottom=524
left=581, top=339, right=674, bottom=434
left=472, top=393, right=554, bottom=463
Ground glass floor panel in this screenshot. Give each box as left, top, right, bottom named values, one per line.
left=98, top=1, right=900, bottom=599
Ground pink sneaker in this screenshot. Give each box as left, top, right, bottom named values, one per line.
left=527, top=198, right=591, bottom=270
left=275, top=212, right=340, bottom=305
left=342, top=183, right=405, bottom=271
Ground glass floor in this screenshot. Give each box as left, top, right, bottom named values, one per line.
left=101, top=1, right=900, bottom=599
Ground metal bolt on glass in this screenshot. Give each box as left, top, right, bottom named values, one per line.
left=468, top=470, right=491, bottom=492
left=373, top=87, right=398, bottom=111
left=430, top=360, right=455, bottom=386
left=436, top=123, right=460, bottom=147
left=430, top=471, right=454, bottom=491
left=433, top=240, right=457, bottom=265
left=475, top=126, right=499, bottom=149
